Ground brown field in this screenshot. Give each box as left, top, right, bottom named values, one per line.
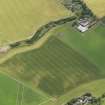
left=85, top=0, right=105, bottom=18
left=0, top=0, right=70, bottom=46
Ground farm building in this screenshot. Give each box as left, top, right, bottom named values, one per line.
left=77, top=18, right=90, bottom=32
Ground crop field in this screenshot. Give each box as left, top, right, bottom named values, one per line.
left=55, top=23, right=105, bottom=72
left=0, top=21, right=105, bottom=105
left=0, top=0, right=70, bottom=46
left=0, top=73, right=49, bottom=105
left=0, top=36, right=104, bottom=99
left=85, top=0, right=105, bottom=18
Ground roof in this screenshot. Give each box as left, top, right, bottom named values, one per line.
left=77, top=25, right=88, bottom=32
left=79, top=21, right=89, bottom=27
left=78, top=18, right=90, bottom=27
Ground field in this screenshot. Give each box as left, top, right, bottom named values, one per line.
left=0, top=0, right=70, bottom=46
left=0, top=0, right=105, bottom=105
left=0, top=36, right=104, bottom=101
left=85, top=0, right=105, bottom=18
left=0, top=73, right=49, bottom=105
left=55, top=23, right=105, bottom=72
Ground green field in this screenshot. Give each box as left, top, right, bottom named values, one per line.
left=0, top=73, right=49, bottom=105
left=54, top=23, right=105, bottom=72
left=0, top=0, right=70, bottom=46
left=0, top=36, right=104, bottom=99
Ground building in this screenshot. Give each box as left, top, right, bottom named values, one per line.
left=77, top=18, right=90, bottom=32
left=77, top=25, right=88, bottom=32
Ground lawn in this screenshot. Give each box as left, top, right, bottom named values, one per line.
left=54, top=23, right=105, bottom=72
left=0, top=0, right=70, bottom=46
left=84, top=0, right=105, bottom=18
left=0, top=72, right=49, bottom=105
left=0, top=36, right=104, bottom=98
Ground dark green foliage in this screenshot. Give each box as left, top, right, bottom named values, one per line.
left=10, top=42, right=21, bottom=48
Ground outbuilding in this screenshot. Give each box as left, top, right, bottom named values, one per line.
left=77, top=25, right=88, bottom=32
left=77, top=18, right=90, bottom=32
